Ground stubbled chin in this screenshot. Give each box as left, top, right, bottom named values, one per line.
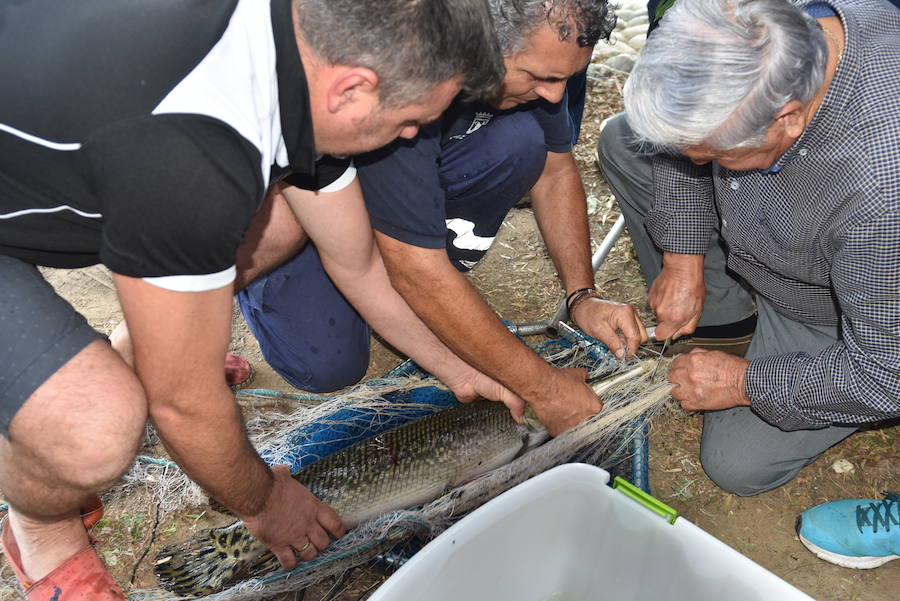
left=486, top=92, right=508, bottom=109
left=496, top=96, right=533, bottom=110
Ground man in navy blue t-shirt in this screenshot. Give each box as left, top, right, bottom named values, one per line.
left=240, top=0, right=648, bottom=436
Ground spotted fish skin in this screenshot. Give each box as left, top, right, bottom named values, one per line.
left=155, top=521, right=275, bottom=595
left=155, top=400, right=546, bottom=596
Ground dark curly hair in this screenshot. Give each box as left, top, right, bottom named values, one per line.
left=490, top=0, right=617, bottom=55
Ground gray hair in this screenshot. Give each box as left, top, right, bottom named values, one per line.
left=489, top=0, right=617, bottom=55
left=295, top=0, right=505, bottom=105
left=623, top=0, right=828, bottom=151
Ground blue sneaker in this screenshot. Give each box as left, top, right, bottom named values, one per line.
left=797, top=492, right=900, bottom=569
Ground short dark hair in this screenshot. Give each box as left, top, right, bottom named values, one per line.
left=490, top=0, right=617, bottom=55
left=295, top=0, right=505, bottom=105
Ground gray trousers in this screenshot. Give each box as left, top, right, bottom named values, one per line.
left=598, top=113, right=857, bottom=496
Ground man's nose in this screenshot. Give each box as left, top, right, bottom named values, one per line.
left=534, top=81, right=567, bottom=104
left=398, top=124, right=420, bottom=139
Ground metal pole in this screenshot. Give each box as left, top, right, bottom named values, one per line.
left=513, top=214, right=627, bottom=336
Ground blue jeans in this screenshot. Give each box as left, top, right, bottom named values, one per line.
left=239, top=111, right=547, bottom=392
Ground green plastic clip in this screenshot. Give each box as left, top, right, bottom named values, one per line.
left=613, top=477, right=679, bottom=525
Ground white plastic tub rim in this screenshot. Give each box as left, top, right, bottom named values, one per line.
left=368, top=463, right=816, bottom=601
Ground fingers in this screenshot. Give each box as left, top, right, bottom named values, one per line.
left=316, top=502, right=346, bottom=540
left=653, top=316, right=697, bottom=342
left=304, top=522, right=330, bottom=551
left=275, top=508, right=344, bottom=569
left=574, top=299, right=648, bottom=359
left=618, top=315, right=648, bottom=359
left=528, top=366, right=600, bottom=436
left=588, top=321, right=629, bottom=359
left=243, top=465, right=349, bottom=571
left=506, top=397, right=526, bottom=424
left=296, top=542, right=316, bottom=563
left=667, top=350, right=751, bottom=412
left=272, top=544, right=298, bottom=571
left=297, top=527, right=326, bottom=561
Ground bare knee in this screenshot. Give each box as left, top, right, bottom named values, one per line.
left=8, top=340, right=148, bottom=492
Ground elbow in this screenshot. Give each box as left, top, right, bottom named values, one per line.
left=144, top=385, right=223, bottom=433
left=385, top=264, right=420, bottom=297
left=380, top=248, right=446, bottom=295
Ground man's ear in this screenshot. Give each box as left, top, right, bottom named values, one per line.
left=326, top=67, right=380, bottom=114
left=775, top=100, right=808, bottom=138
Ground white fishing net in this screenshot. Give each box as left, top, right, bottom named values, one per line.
left=123, top=351, right=672, bottom=601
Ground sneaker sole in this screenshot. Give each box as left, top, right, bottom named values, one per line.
left=798, top=533, right=900, bottom=569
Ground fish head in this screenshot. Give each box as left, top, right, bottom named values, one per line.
left=521, top=405, right=550, bottom=450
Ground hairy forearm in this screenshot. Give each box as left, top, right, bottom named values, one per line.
left=321, top=245, right=476, bottom=384
left=149, top=389, right=273, bottom=517
left=378, top=241, right=553, bottom=401
left=113, top=274, right=273, bottom=518
left=530, top=153, right=594, bottom=294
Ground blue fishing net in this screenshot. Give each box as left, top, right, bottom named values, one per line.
left=249, top=358, right=461, bottom=472
left=207, top=328, right=654, bottom=588
left=245, top=326, right=647, bottom=492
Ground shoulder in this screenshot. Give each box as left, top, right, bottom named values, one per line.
left=0, top=0, right=244, bottom=141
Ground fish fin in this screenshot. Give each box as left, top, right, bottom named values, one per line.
left=154, top=520, right=277, bottom=596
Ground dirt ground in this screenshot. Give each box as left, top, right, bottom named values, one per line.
left=2, top=66, right=898, bottom=601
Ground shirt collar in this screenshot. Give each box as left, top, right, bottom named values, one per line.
left=270, top=0, right=317, bottom=176
left=768, top=0, right=856, bottom=172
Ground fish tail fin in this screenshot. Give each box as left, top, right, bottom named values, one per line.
left=154, top=521, right=277, bottom=596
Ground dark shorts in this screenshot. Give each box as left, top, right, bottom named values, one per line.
left=0, top=255, right=104, bottom=435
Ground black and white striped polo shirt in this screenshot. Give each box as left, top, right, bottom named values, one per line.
left=0, top=0, right=351, bottom=291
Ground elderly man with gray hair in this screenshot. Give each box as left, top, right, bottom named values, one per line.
left=599, top=0, right=900, bottom=497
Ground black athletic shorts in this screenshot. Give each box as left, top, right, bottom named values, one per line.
left=0, top=255, right=104, bottom=435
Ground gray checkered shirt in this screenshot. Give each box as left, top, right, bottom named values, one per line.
left=646, top=0, right=900, bottom=429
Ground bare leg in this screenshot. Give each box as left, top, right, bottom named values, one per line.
left=0, top=339, right=147, bottom=580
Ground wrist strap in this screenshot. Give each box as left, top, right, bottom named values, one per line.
left=566, top=287, right=599, bottom=315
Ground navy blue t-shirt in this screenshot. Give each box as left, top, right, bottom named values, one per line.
left=357, top=96, right=572, bottom=269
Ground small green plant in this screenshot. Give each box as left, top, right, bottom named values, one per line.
left=119, top=513, right=147, bottom=541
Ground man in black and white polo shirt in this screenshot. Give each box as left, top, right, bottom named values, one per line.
left=0, top=0, right=506, bottom=597
left=235, top=0, right=650, bottom=438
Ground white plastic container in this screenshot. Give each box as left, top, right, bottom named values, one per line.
left=369, top=463, right=816, bottom=601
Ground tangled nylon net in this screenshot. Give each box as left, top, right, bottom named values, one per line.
left=119, top=334, right=671, bottom=601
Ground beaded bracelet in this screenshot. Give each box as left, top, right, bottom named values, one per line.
left=566, top=287, right=600, bottom=318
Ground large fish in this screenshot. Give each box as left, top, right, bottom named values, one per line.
left=154, top=399, right=548, bottom=596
